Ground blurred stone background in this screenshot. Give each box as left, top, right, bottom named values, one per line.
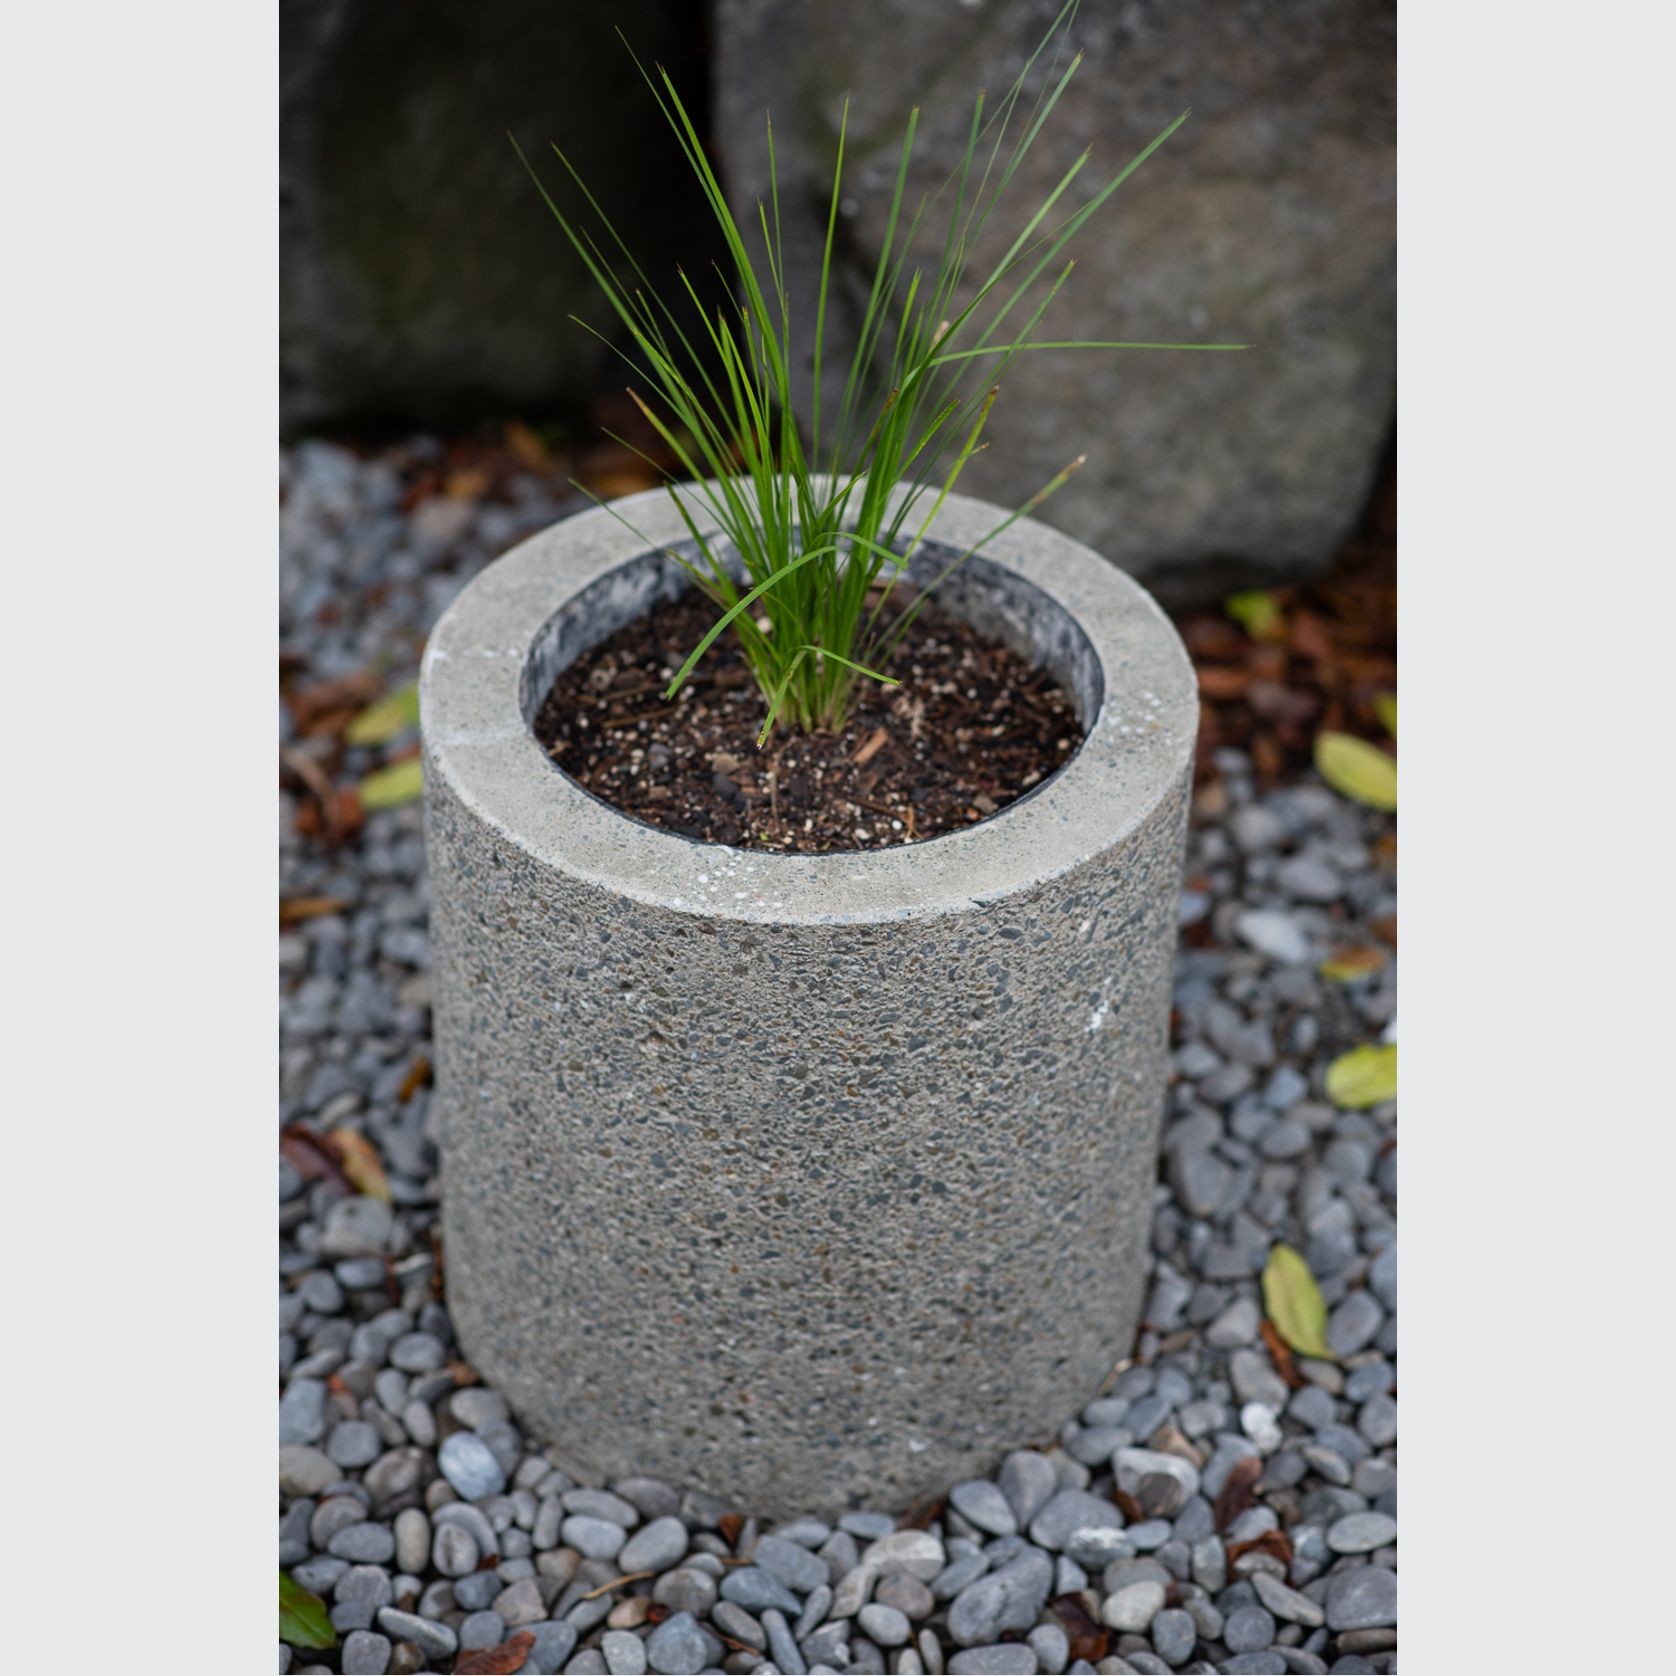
left=280, top=0, right=1394, bottom=604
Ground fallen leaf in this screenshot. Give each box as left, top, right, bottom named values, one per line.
left=345, top=683, right=419, bottom=747
left=717, top=1512, right=745, bottom=1548
left=1314, top=731, right=1397, bottom=811
left=1287, top=608, right=1335, bottom=665
left=280, top=1125, right=352, bottom=1193
left=505, top=419, right=553, bottom=471
left=1262, top=1243, right=1334, bottom=1361
left=1326, top=1042, right=1397, bottom=1108
left=326, top=1129, right=391, bottom=1203
left=1259, top=1317, right=1304, bottom=1389
left=455, top=1631, right=536, bottom=1674
left=1372, top=690, right=1397, bottom=739
left=284, top=670, right=379, bottom=732
left=359, top=757, right=424, bottom=810
left=1228, top=1528, right=1294, bottom=1569
left=1050, top=1594, right=1110, bottom=1663
left=1225, top=590, right=1286, bottom=641
left=397, top=1055, right=432, bottom=1102
left=444, top=466, right=492, bottom=502
left=1213, top=1455, right=1263, bottom=1532
left=1318, top=946, right=1386, bottom=982
left=279, top=895, right=350, bottom=927
left=1196, top=666, right=1252, bottom=700
left=279, top=1570, right=334, bottom=1650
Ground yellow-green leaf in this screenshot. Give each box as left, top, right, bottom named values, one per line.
left=1319, top=946, right=1386, bottom=983
left=280, top=1570, right=334, bottom=1651
left=345, top=682, right=419, bottom=746
left=1326, top=1042, right=1398, bottom=1108
left=358, top=758, right=423, bottom=810
left=1314, top=731, right=1397, bottom=811
left=1262, top=1242, right=1333, bottom=1361
left=1225, top=589, right=1285, bottom=641
left=1372, top=691, right=1397, bottom=740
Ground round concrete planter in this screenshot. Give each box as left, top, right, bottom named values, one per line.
left=420, top=484, right=1197, bottom=1518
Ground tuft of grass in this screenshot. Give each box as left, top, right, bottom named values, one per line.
left=517, top=0, right=1245, bottom=746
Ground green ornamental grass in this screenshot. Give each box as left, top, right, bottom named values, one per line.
left=517, top=0, right=1245, bottom=747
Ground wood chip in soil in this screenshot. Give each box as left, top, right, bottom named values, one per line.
left=531, top=590, right=1084, bottom=853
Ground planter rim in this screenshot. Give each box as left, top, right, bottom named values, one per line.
left=420, top=481, right=1196, bottom=926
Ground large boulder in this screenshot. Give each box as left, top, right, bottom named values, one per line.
left=281, top=0, right=715, bottom=433
left=713, top=0, right=1395, bottom=604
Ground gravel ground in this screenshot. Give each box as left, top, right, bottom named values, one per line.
left=279, top=440, right=1397, bottom=1676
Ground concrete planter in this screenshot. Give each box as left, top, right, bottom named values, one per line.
left=421, top=485, right=1197, bottom=1517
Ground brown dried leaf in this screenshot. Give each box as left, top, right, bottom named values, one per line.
left=1259, top=1317, right=1305, bottom=1389
left=1196, top=666, right=1251, bottom=700
left=455, top=1631, right=535, bottom=1674
left=1109, top=1487, right=1145, bottom=1524
left=505, top=419, right=553, bottom=472
left=717, top=1512, right=745, bottom=1548
left=284, top=670, right=380, bottom=732
left=325, top=1129, right=391, bottom=1204
left=397, top=1056, right=433, bottom=1103
left=1228, top=1528, right=1294, bottom=1570
left=280, top=1125, right=352, bottom=1193
left=1050, top=1595, right=1109, bottom=1663
left=1213, top=1454, right=1264, bottom=1532
left=279, top=895, right=350, bottom=927
left=1371, top=912, right=1398, bottom=947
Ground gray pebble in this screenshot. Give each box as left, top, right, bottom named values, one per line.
left=392, top=1507, right=429, bottom=1575
left=999, top=1452, right=1059, bottom=1528
left=1100, top=1580, right=1165, bottom=1633
left=619, top=1514, right=689, bottom=1573
left=433, top=1522, right=479, bottom=1577
left=762, top=1608, right=806, bottom=1675
left=329, top=1522, right=395, bottom=1564
left=1323, top=1564, right=1397, bottom=1631
left=713, top=1601, right=766, bottom=1649
left=1326, top=1512, right=1396, bottom=1555
left=720, top=1565, right=802, bottom=1615
left=326, top=1420, right=381, bottom=1469
left=947, top=1649, right=1038, bottom=1675
left=279, top=1443, right=337, bottom=1497
left=1250, top=1571, right=1326, bottom=1628
left=603, top=1629, right=649, bottom=1675
left=375, top=1607, right=455, bottom=1659
left=859, top=1603, right=911, bottom=1647
left=948, top=1550, right=1053, bottom=1646
left=1223, top=1604, right=1278, bottom=1653
left=1149, top=1607, right=1195, bottom=1666
left=340, top=1629, right=391, bottom=1675
left=438, top=1431, right=506, bottom=1499
left=646, top=1611, right=712, bottom=1676
left=950, top=1479, right=1018, bottom=1537
left=1326, top=1292, right=1383, bottom=1358
left=1029, top=1489, right=1124, bottom=1552
left=753, top=1531, right=829, bottom=1593
left=656, top=1566, right=720, bottom=1618
left=564, top=1514, right=628, bottom=1561
left=278, top=1378, right=327, bottom=1446
left=459, top=1610, right=508, bottom=1650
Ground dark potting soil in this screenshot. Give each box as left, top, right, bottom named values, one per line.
left=531, top=589, right=1085, bottom=853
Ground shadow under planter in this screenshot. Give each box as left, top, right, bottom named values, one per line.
left=420, top=484, right=1197, bottom=1518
